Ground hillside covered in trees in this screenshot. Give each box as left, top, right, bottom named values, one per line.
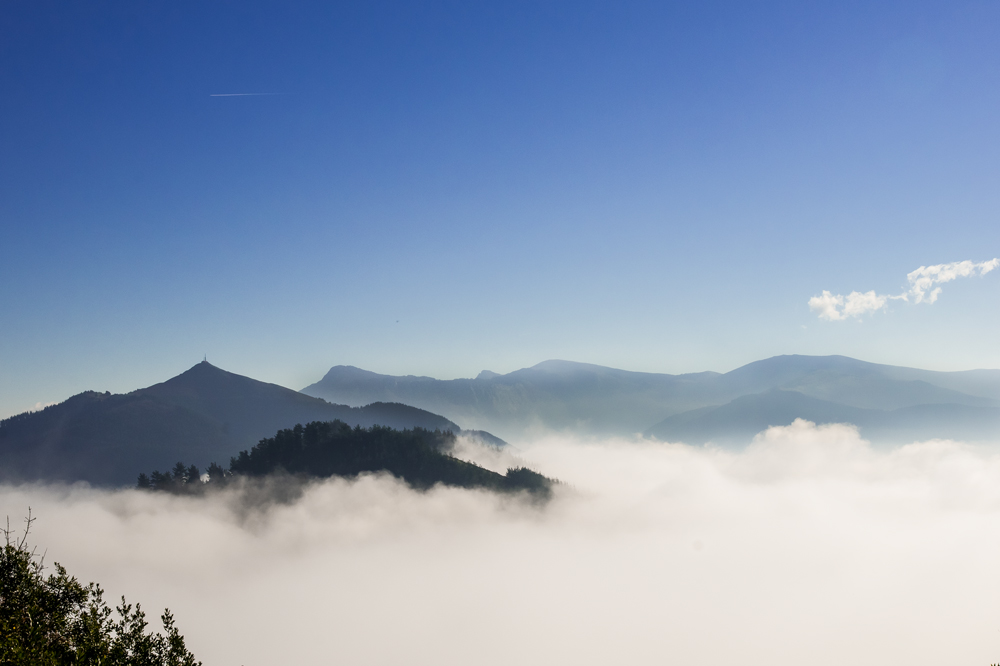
left=139, top=421, right=552, bottom=498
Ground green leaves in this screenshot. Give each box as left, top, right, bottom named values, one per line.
left=0, top=512, right=201, bottom=666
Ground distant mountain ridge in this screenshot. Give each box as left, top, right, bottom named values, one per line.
left=645, top=389, right=1000, bottom=444
left=0, top=362, right=474, bottom=486
left=301, top=355, right=1000, bottom=443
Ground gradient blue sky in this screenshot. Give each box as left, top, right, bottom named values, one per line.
left=3, top=1, right=999, bottom=417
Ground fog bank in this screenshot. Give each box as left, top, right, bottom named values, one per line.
left=4, top=420, right=1000, bottom=665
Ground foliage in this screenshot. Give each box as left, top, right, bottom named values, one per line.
left=0, top=511, right=200, bottom=666
left=139, top=420, right=552, bottom=498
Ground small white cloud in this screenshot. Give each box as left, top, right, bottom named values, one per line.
left=808, top=289, right=891, bottom=321
left=906, top=259, right=999, bottom=303
left=809, top=258, right=998, bottom=321
left=843, top=290, right=889, bottom=317
left=807, top=291, right=845, bottom=321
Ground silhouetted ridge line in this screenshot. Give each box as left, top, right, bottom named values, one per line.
left=0, top=363, right=495, bottom=486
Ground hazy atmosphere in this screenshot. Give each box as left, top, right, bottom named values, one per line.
left=3, top=2, right=999, bottom=665
left=7, top=425, right=1000, bottom=665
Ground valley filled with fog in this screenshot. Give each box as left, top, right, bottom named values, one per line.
left=5, top=422, right=1000, bottom=666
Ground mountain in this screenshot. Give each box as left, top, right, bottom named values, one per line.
left=645, top=389, right=1000, bottom=445
left=139, top=361, right=459, bottom=444
left=715, top=355, right=1000, bottom=409
left=302, top=360, right=725, bottom=437
left=301, top=355, right=1000, bottom=442
left=0, top=362, right=468, bottom=486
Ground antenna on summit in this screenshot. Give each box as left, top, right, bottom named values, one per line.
left=203, top=354, right=207, bottom=363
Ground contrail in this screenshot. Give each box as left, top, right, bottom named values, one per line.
left=209, top=92, right=285, bottom=97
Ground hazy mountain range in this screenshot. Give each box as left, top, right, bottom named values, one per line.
left=302, top=355, right=1000, bottom=444
left=0, top=362, right=474, bottom=486
left=5, top=354, right=999, bottom=488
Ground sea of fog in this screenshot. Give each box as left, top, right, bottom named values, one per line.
left=4, top=419, right=1000, bottom=665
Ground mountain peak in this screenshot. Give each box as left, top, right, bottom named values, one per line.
left=0, top=361, right=469, bottom=486
left=157, top=360, right=240, bottom=387
left=526, top=359, right=607, bottom=374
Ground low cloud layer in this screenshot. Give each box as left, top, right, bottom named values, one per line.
left=4, top=422, right=1000, bottom=665
left=809, top=258, right=998, bottom=320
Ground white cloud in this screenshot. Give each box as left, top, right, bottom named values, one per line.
left=906, top=258, right=999, bottom=303
left=809, top=258, right=998, bottom=321
left=842, top=289, right=889, bottom=317
left=807, top=290, right=845, bottom=321
left=6, top=424, right=1000, bottom=665
left=808, top=289, right=892, bottom=321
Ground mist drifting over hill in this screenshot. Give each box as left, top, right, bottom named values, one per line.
left=6, top=422, right=1000, bottom=666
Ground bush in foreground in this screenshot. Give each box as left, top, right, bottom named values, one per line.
left=0, top=511, right=200, bottom=666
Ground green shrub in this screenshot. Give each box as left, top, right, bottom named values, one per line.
left=0, top=511, right=200, bottom=666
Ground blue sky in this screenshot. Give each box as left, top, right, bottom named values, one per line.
left=2, top=1, right=999, bottom=417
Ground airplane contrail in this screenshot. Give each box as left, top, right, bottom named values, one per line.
left=209, top=92, right=285, bottom=97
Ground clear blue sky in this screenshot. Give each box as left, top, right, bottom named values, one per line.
left=3, top=1, right=999, bottom=417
